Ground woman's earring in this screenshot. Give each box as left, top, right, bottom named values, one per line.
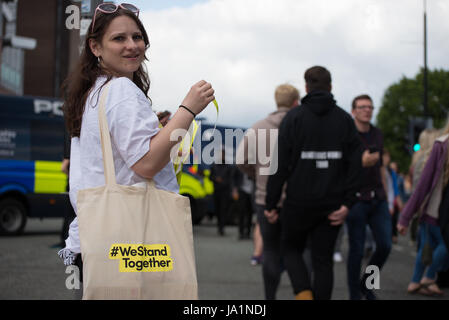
left=97, top=56, right=101, bottom=65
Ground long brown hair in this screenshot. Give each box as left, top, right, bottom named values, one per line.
left=62, top=9, right=150, bottom=137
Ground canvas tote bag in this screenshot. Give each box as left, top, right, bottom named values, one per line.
left=77, top=82, right=198, bottom=299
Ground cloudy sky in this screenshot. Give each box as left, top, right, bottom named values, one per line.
left=123, top=0, right=449, bottom=128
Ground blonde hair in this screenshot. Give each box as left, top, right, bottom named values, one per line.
left=410, top=128, right=440, bottom=169
left=275, top=84, right=299, bottom=109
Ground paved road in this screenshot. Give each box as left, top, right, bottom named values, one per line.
left=1, top=217, right=448, bottom=300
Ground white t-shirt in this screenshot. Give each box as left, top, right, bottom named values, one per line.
left=64, top=76, right=179, bottom=254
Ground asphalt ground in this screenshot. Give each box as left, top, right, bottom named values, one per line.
left=1, top=217, right=448, bottom=300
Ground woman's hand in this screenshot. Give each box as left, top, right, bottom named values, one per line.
left=328, top=205, right=349, bottom=226
left=397, top=223, right=408, bottom=236
left=181, top=80, right=215, bottom=115
left=264, top=209, right=279, bottom=224
left=61, top=158, right=70, bottom=175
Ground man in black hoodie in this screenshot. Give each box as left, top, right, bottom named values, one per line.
left=265, top=66, right=363, bottom=300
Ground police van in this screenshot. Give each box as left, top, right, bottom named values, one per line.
left=0, top=94, right=224, bottom=235
left=0, top=94, right=68, bottom=235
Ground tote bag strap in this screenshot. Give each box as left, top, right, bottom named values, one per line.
left=97, top=81, right=117, bottom=186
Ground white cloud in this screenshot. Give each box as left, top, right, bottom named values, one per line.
left=140, top=0, right=449, bottom=128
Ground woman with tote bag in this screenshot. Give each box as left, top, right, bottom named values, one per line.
left=58, top=3, right=214, bottom=299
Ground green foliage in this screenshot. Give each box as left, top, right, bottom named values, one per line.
left=376, top=68, right=449, bottom=174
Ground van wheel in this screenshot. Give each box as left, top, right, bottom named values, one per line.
left=0, top=198, right=27, bottom=236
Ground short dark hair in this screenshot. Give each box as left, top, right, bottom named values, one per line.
left=304, top=66, right=331, bottom=92
left=352, top=94, right=373, bottom=110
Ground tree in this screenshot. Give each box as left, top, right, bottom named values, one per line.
left=376, top=68, right=449, bottom=173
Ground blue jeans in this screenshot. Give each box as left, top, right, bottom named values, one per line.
left=412, top=222, right=449, bottom=283
left=346, top=199, right=392, bottom=300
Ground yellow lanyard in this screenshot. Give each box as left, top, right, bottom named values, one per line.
left=173, top=99, right=219, bottom=184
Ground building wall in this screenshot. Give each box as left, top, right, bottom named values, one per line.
left=0, top=86, right=15, bottom=95
left=16, top=0, right=80, bottom=98
left=17, top=0, right=57, bottom=97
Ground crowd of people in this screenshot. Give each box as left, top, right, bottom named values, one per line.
left=231, top=67, right=449, bottom=300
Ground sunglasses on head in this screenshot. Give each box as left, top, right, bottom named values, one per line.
left=91, top=3, right=140, bottom=33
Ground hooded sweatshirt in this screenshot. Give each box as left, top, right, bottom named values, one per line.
left=236, top=106, right=291, bottom=206
left=266, top=91, right=363, bottom=211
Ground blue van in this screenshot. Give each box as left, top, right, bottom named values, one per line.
left=0, top=94, right=246, bottom=235
left=0, top=94, right=68, bottom=235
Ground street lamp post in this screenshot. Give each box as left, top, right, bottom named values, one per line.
left=423, top=0, right=429, bottom=125
left=423, top=1, right=427, bottom=113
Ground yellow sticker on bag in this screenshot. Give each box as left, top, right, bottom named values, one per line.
left=109, top=244, right=173, bottom=272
